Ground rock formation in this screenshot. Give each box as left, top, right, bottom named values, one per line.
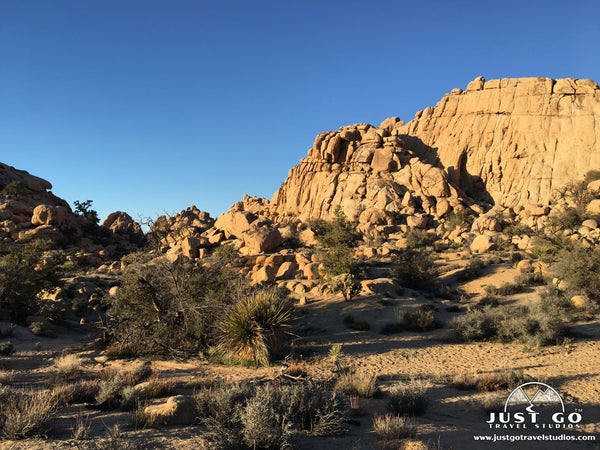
left=398, top=76, right=600, bottom=207
left=270, top=120, right=467, bottom=223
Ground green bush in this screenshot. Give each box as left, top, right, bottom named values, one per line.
left=106, top=261, right=248, bottom=357
left=553, top=245, right=600, bottom=301
left=1, top=181, right=32, bottom=200
left=331, top=273, right=361, bottom=302
left=314, top=207, right=360, bottom=278
left=452, top=305, right=566, bottom=347
left=0, top=240, right=63, bottom=322
left=197, top=381, right=348, bottom=448
left=404, top=229, right=439, bottom=249
left=218, top=290, right=295, bottom=366
left=451, top=307, right=502, bottom=342
left=502, top=223, right=534, bottom=237
left=392, top=248, right=439, bottom=289
left=443, top=208, right=475, bottom=232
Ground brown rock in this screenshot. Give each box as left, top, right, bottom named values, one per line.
left=251, top=264, right=275, bottom=284
left=31, top=204, right=67, bottom=226
left=406, top=214, right=428, bottom=229
left=276, top=261, right=298, bottom=280
left=143, top=395, right=196, bottom=426
left=242, top=226, right=283, bottom=253
left=102, top=211, right=143, bottom=238
left=181, top=237, right=201, bottom=259
left=470, top=234, right=497, bottom=253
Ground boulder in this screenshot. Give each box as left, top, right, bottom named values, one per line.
left=275, top=261, right=298, bottom=280
left=31, top=204, right=67, bottom=226
left=406, top=214, right=428, bottom=229
left=242, top=226, right=283, bottom=253
left=251, top=265, right=275, bottom=284
left=143, top=395, right=196, bottom=426
left=214, top=210, right=257, bottom=238
left=470, top=235, right=497, bottom=253
left=102, top=211, right=143, bottom=239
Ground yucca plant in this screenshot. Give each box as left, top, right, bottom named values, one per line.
left=219, top=290, right=295, bottom=366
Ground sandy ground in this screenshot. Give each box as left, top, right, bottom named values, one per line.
left=1, top=255, right=600, bottom=449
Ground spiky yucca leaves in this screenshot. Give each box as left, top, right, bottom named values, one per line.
left=219, top=290, right=295, bottom=366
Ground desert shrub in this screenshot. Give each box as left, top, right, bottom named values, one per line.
left=95, top=377, right=127, bottom=408
left=553, top=245, right=600, bottom=300
left=116, top=363, right=153, bottom=386
left=476, top=368, right=530, bottom=392
left=0, top=240, right=63, bottom=322
left=498, top=310, right=566, bottom=347
left=141, top=374, right=177, bottom=398
left=52, top=379, right=100, bottom=404
left=387, top=379, right=428, bottom=415
left=240, top=386, right=292, bottom=449
left=548, top=207, right=585, bottom=230
left=197, top=381, right=347, bottom=448
left=29, top=321, right=52, bottom=337
left=335, top=371, right=378, bottom=398
left=219, top=289, right=295, bottom=366
left=0, top=370, right=14, bottom=387
left=331, top=273, right=361, bottom=302
left=313, top=206, right=361, bottom=248
left=451, top=307, right=502, bottom=342
left=372, top=414, right=416, bottom=441
left=442, top=208, right=475, bottom=232
left=211, top=243, right=238, bottom=266
left=453, top=303, right=566, bottom=347
left=0, top=389, right=60, bottom=439
left=393, top=248, right=439, bottom=289
left=503, top=223, right=534, bottom=237
left=450, top=371, right=479, bottom=390
left=106, top=260, right=248, bottom=357
left=54, top=354, right=82, bottom=380
left=0, top=342, right=13, bottom=355
left=404, top=229, right=439, bottom=249
left=381, top=306, right=438, bottom=334
left=529, top=234, right=565, bottom=261
left=120, top=386, right=142, bottom=410
left=71, top=412, right=91, bottom=440
left=1, top=181, right=32, bottom=200
left=561, top=180, right=598, bottom=211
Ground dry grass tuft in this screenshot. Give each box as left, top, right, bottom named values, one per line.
left=142, top=374, right=177, bottom=398
left=372, top=414, right=416, bottom=441
left=387, top=379, right=428, bottom=416
left=54, top=354, right=82, bottom=379
left=335, top=371, right=378, bottom=398
left=0, top=369, right=15, bottom=386
left=71, top=411, right=91, bottom=440
left=52, top=379, right=100, bottom=404
left=0, top=389, right=60, bottom=439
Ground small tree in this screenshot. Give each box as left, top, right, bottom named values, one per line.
left=331, top=273, right=361, bottom=302
left=314, top=207, right=361, bottom=278
left=73, top=200, right=99, bottom=228
left=0, top=240, right=62, bottom=322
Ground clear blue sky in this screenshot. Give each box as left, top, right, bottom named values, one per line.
left=2, top=0, right=599, bottom=222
